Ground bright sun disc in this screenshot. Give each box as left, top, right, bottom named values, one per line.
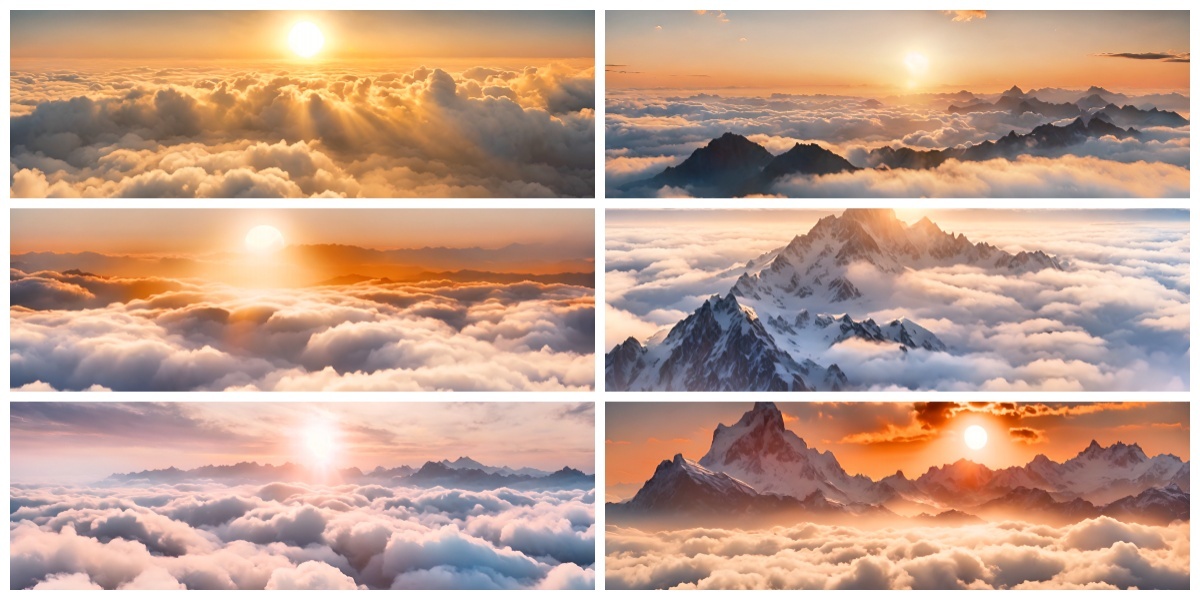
left=904, top=52, right=929, bottom=75
left=289, top=22, right=324, bottom=58
left=964, top=425, right=988, bottom=450
left=245, top=225, right=284, bottom=253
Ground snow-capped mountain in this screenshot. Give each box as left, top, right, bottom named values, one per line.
left=606, top=209, right=1059, bottom=392
left=440, top=455, right=551, bottom=478
left=608, top=403, right=1189, bottom=527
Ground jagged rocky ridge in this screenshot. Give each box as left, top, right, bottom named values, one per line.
left=606, top=209, right=1060, bottom=391
left=607, top=403, right=1190, bottom=527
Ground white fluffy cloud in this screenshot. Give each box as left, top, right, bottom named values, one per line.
left=11, top=270, right=595, bottom=391
left=11, top=63, right=594, bottom=197
left=11, top=481, right=595, bottom=590
left=606, top=213, right=1189, bottom=390
left=605, top=92, right=1189, bottom=197
left=606, top=518, right=1189, bottom=589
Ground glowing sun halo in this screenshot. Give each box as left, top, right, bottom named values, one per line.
left=964, top=425, right=988, bottom=450
left=904, top=51, right=929, bottom=75
left=244, top=225, right=284, bottom=253
left=289, top=21, right=325, bottom=58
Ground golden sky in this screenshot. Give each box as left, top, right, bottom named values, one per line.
left=606, top=402, right=1190, bottom=492
left=12, top=10, right=594, bottom=62
left=607, top=10, right=1189, bottom=94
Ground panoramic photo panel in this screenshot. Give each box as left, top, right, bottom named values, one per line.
left=606, top=401, right=1189, bottom=590
left=606, top=10, right=1189, bottom=198
left=11, top=10, right=595, bottom=198
left=11, top=208, right=595, bottom=391
left=11, top=402, right=596, bottom=590
left=605, top=208, right=1189, bottom=391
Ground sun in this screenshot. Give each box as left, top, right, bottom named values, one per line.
left=244, top=225, right=284, bottom=253
left=302, top=422, right=340, bottom=469
left=904, top=51, right=929, bottom=76
left=964, top=425, right=988, bottom=450
left=289, top=21, right=325, bottom=59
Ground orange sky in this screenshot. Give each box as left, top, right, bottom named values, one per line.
left=606, top=402, right=1190, bottom=496
left=607, top=11, right=1189, bottom=94
left=12, top=11, right=594, bottom=62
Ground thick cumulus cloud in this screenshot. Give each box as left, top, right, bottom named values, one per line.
left=606, top=216, right=1189, bottom=390
left=11, top=270, right=594, bottom=391
left=11, top=62, right=594, bottom=197
left=606, top=518, right=1189, bottom=590
left=10, top=481, right=595, bottom=590
left=605, top=92, right=1189, bottom=197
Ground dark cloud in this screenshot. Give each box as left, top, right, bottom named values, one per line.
left=1095, top=52, right=1189, bottom=63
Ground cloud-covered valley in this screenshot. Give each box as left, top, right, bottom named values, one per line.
left=606, top=519, right=1188, bottom=589
left=11, top=61, right=595, bottom=197
left=11, top=268, right=595, bottom=391
left=11, top=481, right=595, bottom=589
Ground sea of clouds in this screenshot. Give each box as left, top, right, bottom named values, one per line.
left=11, top=269, right=595, bottom=391
left=10, top=62, right=594, bottom=197
left=11, top=480, right=595, bottom=590
left=605, top=93, right=1190, bottom=197
left=606, top=518, right=1189, bottom=589
left=606, top=215, right=1189, bottom=391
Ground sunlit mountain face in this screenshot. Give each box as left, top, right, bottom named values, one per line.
left=11, top=209, right=596, bottom=391
left=10, top=402, right=597, bottom=590
left=11, top=10, right=595, bottom=198
left=606, top=10, right=1188, bottom=198
left=605, top=208, right=1189, bottom=392
left=605, top=402, right=1190, bottom=590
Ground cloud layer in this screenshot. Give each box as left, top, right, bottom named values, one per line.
left=11, top=480, right=595, bottom=590
left=605, top=92, right=1189, bottom=197
left=11, top=269, right=595, bottom=391
left=11, top=62, right=594, bottom=197
left=606, top=518, right=1188, bottom=589
left=606, top=213, right=1189, bottom=390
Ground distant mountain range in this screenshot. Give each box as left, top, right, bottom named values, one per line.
left=623, top=118, right=1139, bottom=197
left=608, top=403, right=1189, bottom=528
left=616, top=85, right=1188, bottom=198
left=606, top=209, right=1060, bottom=391
left=105, top=455, right=593, bottom=491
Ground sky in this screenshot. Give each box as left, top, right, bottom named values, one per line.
left=11, top=402, right=596, bottom=484
left=607, top=10, right=1189, bottom=94
left=12, top=11, right=594, bottom=62
left=11, top=208, right=595, bottom=257
left=606, top=402, right=1190, bottom=491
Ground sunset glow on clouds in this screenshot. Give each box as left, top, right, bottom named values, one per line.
left=11, top=11, right=595, bottom=198
left=11, top=209, right=595, bottom=391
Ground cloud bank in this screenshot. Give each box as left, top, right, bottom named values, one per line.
left=11, top=62, right=594, bottom=197
left=11, top=481, right=595, bottom=590
left=606, top=518, right=1188, bottom=589
left=11, top=269, right=595, bottom=391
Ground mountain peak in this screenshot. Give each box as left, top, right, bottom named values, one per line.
left=1003, top=84, right=1025, bottom=97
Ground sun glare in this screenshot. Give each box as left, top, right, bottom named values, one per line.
left=289, top=21, right=325, bottom=59
left=244, top=225, right=284, bottom=253
left=903, top=51, right=929, bottom=76
left=964, top=425, right=988, bottom=450
left=303, top=422, right=340, bottom=468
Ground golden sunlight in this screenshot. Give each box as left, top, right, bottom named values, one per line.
left=903, top=51, right=929, bottom=76
left=288, top=21, right=325, bottom=58
left=964, top=425, right=988, bottom=450
left=244, top=225, right=284, bottom=253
